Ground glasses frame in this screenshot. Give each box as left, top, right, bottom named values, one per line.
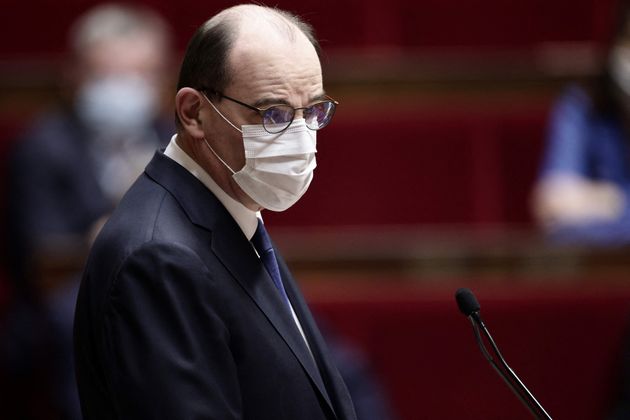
left=201, top=89, right=338, bottom=134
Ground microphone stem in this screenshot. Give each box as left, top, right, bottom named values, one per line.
left=469, top=315, right=552, bottom=420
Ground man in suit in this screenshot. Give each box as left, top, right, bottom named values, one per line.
left=74, top=4, right=356, bottom=419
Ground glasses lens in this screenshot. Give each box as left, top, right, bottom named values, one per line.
left=263, top=105, right=294, bottom=133
left=304, top=101, right=336, bottom=130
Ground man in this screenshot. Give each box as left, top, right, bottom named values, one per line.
left=74, top=5, right=357, bottom=419
left=4, top=5, right=171, bottom=419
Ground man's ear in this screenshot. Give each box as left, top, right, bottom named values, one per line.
left=175, top=88, right=205, bottom=138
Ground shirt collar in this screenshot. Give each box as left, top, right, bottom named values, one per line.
left=164, top=134, right=260, bottom=240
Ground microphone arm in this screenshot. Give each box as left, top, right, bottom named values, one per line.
left=455, top=288, right=552, bottom=420
left=468, top=312, right=552, bottom=420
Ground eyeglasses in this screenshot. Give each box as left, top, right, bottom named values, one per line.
left=201, top=89, right=338, bottom=134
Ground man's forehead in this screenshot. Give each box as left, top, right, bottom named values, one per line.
left=230, top=35, right=318, bottom=67
left=228, top=27, right=320, bottom=80
left=215, top=7, right=322, bottom=101
left=228, top=46, right=321, bottom=95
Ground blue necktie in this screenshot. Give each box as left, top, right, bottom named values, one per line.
left=251, top=219, right=291, bottom=309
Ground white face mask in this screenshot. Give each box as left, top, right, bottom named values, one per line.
left=77, top=74, right=158, bottom=135
left=203, top=96, right=317, bottom=212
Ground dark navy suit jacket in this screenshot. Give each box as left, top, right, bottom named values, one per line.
left=74, top=151, right=357, bottom=420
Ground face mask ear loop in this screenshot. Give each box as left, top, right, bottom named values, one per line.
left=200, top=92, right=243, bottom=133
left=203, top=138, right=237, bottom=175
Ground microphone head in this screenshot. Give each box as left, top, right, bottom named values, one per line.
left=455, top=288, right=480, bottom=316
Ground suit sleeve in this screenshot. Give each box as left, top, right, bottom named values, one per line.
left=102, top=241, right=242, bottom=419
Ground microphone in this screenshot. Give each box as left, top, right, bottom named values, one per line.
left=455, top=286, right=480, bottom=316
left=454, top=288, right=552, bottom=420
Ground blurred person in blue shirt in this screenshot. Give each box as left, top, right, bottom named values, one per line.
left=533, top=4, right=630, bottom=418
left=2, top=4, right=173, bottom=419
left=533, top=3, right=630, bottom=245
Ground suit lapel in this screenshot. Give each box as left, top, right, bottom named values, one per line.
left=210, top=220, right=335, bottom=416
left=277, top=254, right=356, bottom=420
left=145, top=152, right=336, bottom=416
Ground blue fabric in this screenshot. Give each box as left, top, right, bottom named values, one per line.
left=539, top=85, right=630, bottom=245
left=541, top=86, right=630, bottom=184
left=251, top=218, right=291, bottom=309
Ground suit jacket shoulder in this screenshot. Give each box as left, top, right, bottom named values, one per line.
left=75, top=151, right=356, bottom=420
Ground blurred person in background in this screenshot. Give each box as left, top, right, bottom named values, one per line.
left=2, top=4, right=173, bottom=419
left=532, top=1, right=630, bottom=245
left=533, top=3, right=630, bottom=418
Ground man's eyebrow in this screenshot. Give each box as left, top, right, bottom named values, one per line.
left=309, top=92, right=328, bottom=103
left=252, top=92, right=328, bottom=109
left=252, top=97, right=290, bottom=108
